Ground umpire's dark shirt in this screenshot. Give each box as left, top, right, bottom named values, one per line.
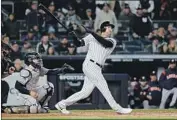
left=159, top=67, right=177, bottom=90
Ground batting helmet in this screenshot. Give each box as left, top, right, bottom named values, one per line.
left=100, top=21, right=115, bottom=32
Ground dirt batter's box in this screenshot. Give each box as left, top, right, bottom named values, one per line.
left=48, top=73, right=129, bottom=110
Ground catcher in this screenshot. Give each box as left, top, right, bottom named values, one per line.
left=3, top=52, right=74, bottom=114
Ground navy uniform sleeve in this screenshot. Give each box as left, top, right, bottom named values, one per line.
left=91, top=32, right=113, bottom=48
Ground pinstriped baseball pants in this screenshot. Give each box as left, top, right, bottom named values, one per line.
left=61, top=60, right=121, bottom=110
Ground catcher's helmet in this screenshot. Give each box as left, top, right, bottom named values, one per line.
left=24, top=52, right=43, bottom=68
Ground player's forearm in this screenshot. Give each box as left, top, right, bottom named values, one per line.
left=73, top=37, right=85, bottom=47
left=91, top=32, right=113, bottom=48
left=15, top=81, right=30, bottom=95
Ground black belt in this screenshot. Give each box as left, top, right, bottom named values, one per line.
left=90, top=59, right=102, bottom=68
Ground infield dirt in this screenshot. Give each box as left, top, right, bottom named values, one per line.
left=2, top=109, right=177, bottom=119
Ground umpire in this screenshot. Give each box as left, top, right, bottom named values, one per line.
left=159, top=59, right=177, bottom=108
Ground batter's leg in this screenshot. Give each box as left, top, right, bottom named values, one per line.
left=169, top=88, right=177, bottom=107
left=159, top=88, right=172, bottom=109
left=56, top=76, right=95, bottom=108
left=84, top=66, right=130, bottom=113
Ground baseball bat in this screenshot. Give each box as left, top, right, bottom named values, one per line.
left=38, top=3, right=70, bottom=32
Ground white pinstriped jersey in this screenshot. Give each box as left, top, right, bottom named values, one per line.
left=83, top=34, right=117, bottom=65
left=17, top=65, right=49, bottom=90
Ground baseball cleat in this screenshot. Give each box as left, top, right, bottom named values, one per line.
left=55, top=103, right=70, bottom=115
left=116, top=108, right=132, bottom=114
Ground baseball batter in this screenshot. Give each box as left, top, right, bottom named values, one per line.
left=55, top=21, right=132, bottom=114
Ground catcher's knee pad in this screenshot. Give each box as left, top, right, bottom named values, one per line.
left=3, top=105, right=39, bottom=114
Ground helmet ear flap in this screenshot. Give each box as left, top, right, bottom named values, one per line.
left=101, top=27, right=106, bottom=32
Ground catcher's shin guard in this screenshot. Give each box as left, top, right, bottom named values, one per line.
left=39, top=82, right=54, bottom=107
left=3, top=105, right=45, bottom=114
left=4, top=106, right=30, bottom=114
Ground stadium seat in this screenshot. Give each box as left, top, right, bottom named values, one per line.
left=122, top=41, right=143, bottom=53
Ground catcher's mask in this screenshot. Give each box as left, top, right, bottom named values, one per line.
left=24, top=52, right=43, bottom=69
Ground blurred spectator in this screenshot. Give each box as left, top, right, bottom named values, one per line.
left=167, top=26, right=177, bottom=39
left=46, top=46, right=58, bottom=56
left=83, top=9, right=94, bottom=29
left=25, top=0, right=44, bottom=29
left=33, top=25, right=41, bottom=40
left=10, top=42, right=22, bottom=60
left=21, top=41, right=35, bottom=53
left=68, top=43, right=76, bottom=55
left=151, top=36, right=161, bottom=53
left=139, top=0, right=154, bottom=16
left=157, top=27, right=167, bottom=42
left=14, top=59, right=23, bottom=72
left=2, top=36, right=10, bottom=45
left=4, top=13, right=19, bottom=39
left=163, top=36, right=177, bottom=54
left=56, top=9, right=65, bottom=32
left=48, top=26, right=58, bottom=41
left=159, top=0, right=171, bottom=20
left=147, top=71, right=162, bottom=108
left=153, top=0, right=161, bottom=19
left=95, top=0, right=105, bottom=15
left=36, top=32, right=54, bottom=55
left=159, top=59, right=177, bottom=109
left=65, top=5, right=82, bottom=28
left=130, top=5, right=152, bottom=38
left=84, top=9, right=94, bottom=20
left=84, top=0, right=96, bottom=18
left=94, top=3, right=118, bottom=35
left=148, top=28, right=158, bottom=40
left=56, top=37, right=69, bottom=55
left=125, top=0, right=154, bottom=16
left=21, top=29, right=37, bottom=41
left=138, top=76, right=150, bottom=109
left=169, top=0, right=177, bottom=20
left=73, top=0, right=85, bottom=19
left=118, top=3, right=133, bottom=20
left=45, top=1, right=59, bottom=31
left=109, top=0, right=121, bottom=19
